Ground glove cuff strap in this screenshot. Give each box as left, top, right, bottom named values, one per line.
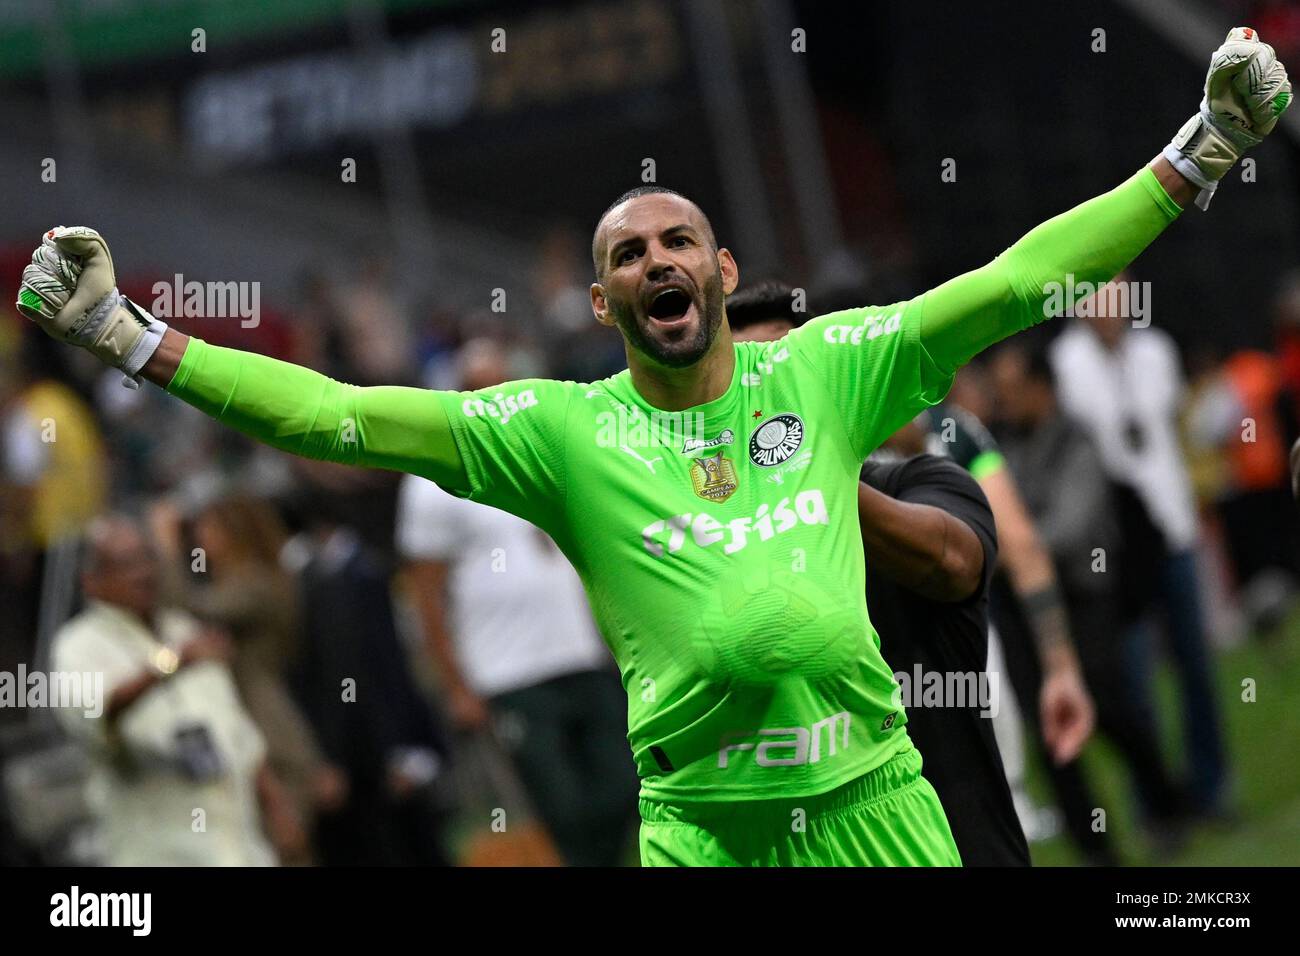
left=118, top=296, right=169, bottom=388
left=1164, top=111, right=1239, bottom=210
left=82, top=290, right=165, bottom=386
left=1161, top=143, right=1218, bottom=210
left=1168, top=111, right=1242, bottom=183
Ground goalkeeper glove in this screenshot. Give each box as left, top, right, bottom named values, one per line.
left=15, top=226, right=167, bottom=387
left=1164, top=26, right=1292, bottom=210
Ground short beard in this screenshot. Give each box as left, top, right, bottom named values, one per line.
left=610, top=267, right=725, bottom=369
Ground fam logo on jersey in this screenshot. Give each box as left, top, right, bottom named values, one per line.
left=749, top=413, right=804, bottom=467
left=690, top=452, right=738, bottom=503
left=682, top=429, right=734, bottom=455
left=718, top=710, right=851, bottom=769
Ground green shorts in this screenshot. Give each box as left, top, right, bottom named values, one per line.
left=638, top=744, right=961, bottom=866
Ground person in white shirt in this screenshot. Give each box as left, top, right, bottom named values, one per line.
left=1050, top=275, right=1229, bottom=817
left=397, top=338, right=638, bottom=866
left=51, top=515, right=295, bottom=865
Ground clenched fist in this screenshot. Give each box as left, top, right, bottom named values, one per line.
left=16, top=226, right=166, bottom=385
left=1165, top=27, right=1292, bottom=209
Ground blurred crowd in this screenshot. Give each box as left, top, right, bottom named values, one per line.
left=0, top=224, right=639, bottom=867
left=955, top=267, right=1300, bottom=860
left=2, top=210, right=1300, bottom=865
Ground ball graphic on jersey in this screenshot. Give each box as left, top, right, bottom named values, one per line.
left=691, top=563, right=864, bottom=686
left=749, top=413, right=804, bottom=467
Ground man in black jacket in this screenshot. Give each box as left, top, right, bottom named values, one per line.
left=860, top=455, right=1031, bottom=865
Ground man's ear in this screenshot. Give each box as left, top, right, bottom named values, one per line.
left=590, top=283, right=616, bottom=327
left=718, top=248, right=739, bottom=296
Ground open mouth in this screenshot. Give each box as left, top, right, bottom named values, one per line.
left=646, top=288, right=694, bottom=326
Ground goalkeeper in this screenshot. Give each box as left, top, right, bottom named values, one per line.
left=17, top=30, right=1289, bottom=866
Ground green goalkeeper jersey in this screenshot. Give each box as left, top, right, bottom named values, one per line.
left=164, top=167, right=1182, bottom=803
left=439, top=303, right=949, bottom=801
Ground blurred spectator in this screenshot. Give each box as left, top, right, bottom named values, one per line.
left=990, top=340, right=1189, bottom=843
left=533, top=222, right=593, bottom=337
left=538, top=221, right=626, bottom=380
left=291, top=268, right=349, bottom=375
left=173, top=495, right=338, bottom=865
left=285, top=456, right=405, bottom=561
left=1182, top=345, right=1238, bottom=508
left=287, top=494, right=455, bottom=867
left=333, top=256, right=417, bottom=386
left=1180, top=345, right=1251, bottom=648
left=414, top=303, right=465, bottom=392
left=0, top=750, right=35, bottom=865
left=1272, top=270, right=1300, bottom=423
left=50, top=515, right=290, bottom=865
left=946, top=360, right=996, bottom=426
left=1050, top=276, right=1230, bottom=817
left=397, top=337, right=638, bottom=866
left=0, top=330, right=107, bottom=674
left=1186, top=345, right=1300, bottom=634
left=885, top=406, right=1101, bottom=853
left=93, top=366, right=218, bottom=497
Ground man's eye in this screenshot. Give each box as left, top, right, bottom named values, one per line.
left=670, top=236, right=690, bottom=247
left=619, top=249, right=639, bottom=263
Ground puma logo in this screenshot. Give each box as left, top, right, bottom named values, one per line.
left=621, top=445, right=662, bottom=473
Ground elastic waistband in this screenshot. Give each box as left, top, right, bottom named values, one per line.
left=638, top=743, right=923, bottom=825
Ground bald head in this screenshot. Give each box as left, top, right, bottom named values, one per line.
left=591, top=186, right=717, bottom=280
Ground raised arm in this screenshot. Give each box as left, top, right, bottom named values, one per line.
left=919, top=160, right=1184, bottom=373
left=156, top=332, right=466, bottom=488
left=16, top=229, right=468, bottom=490
left=921, top=26, right=1290, bottom=372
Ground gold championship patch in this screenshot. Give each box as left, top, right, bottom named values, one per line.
left=691, top=451, right=738, bottom=502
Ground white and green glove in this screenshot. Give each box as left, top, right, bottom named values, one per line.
left=1165, top=26, right=1292, bottom=210
left=15, top=226, right=167, bottom=387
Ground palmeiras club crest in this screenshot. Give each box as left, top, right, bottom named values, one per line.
left=749, top=413, right=804, bottom=467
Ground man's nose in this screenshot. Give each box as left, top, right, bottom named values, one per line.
left=644, top=244, right=677, bottom=279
